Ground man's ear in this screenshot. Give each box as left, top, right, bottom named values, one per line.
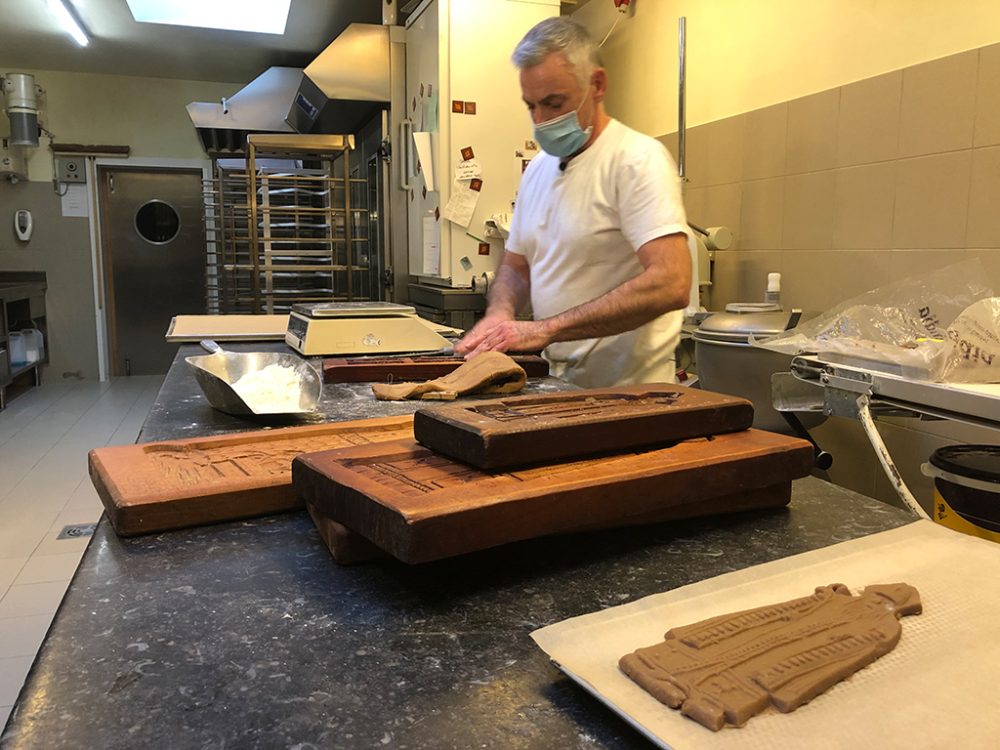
left=591, top=68, right=608, bottom=104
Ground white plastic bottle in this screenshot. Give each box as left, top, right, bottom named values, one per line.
left=765, top=272, right=781, bottom=309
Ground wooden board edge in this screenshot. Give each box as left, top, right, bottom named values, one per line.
left=305, top=502, right=388, bottom=565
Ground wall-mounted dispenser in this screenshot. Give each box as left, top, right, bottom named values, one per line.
left=1, top=73, right=44, bottom=148
left=14, top=209, right=34, bottom=242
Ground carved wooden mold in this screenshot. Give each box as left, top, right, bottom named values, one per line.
left=89, top=415, right=414, bottom=536
left=293, top=429, right=812, bottom=563
left=413, top=383, right=755, bottom=469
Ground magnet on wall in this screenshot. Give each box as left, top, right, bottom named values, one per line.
left=464, top=102, right=477, bottom=115
left=452, top=100, right=464, bottom=113
left=478, top=242, right=490, bottom=256
left=469, top=178, right=483, bottom=192
left=460, top=146, right=475, bottom=161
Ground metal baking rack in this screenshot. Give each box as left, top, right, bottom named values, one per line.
left=202, top=134, right=379, bottom=314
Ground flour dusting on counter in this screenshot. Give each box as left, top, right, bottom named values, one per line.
left=231, top=364, right=303, bottom=413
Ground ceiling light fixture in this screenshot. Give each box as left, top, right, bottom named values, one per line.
left=125, top=0, right=292, bottom=35
left=46, top=0, right=90, bottom=47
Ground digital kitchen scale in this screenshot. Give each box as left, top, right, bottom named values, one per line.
left=285, top=301, right=452, bottom=356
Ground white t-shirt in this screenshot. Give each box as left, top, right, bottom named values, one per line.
left=506, top=119, right=690, bottom=388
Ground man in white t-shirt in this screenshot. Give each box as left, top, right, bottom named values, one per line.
left=454, top=17, right=692, bottom=388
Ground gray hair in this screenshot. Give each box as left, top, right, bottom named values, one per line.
left=512, top=17, right=600, bottom=88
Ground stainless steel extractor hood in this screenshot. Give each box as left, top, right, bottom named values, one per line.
left=187, top=23, right=391, bottom=155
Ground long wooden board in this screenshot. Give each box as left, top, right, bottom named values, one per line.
left=293, top=430, right=813, bottom=564
left=89, top=415, right=414, bottom=536
left=413, top=384, right=754, bottom=469
left=306, top=484, right=792, bottom=565
left=322, top=354, right=549, bottom=383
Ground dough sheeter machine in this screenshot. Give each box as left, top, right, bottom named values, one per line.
left=773, top=355, right=1000, bottom=517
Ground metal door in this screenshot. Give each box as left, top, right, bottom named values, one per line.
left=98, top=167, right=206, bottom=375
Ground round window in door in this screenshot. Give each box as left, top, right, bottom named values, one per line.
left=134, top=200, right=181, bottom=244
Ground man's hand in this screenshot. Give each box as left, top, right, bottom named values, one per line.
left=454, top=316, right=551, bottom=358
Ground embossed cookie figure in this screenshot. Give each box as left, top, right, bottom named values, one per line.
left=619, top=583, right=922, bottom=731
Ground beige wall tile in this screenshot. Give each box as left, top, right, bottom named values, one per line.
left=969, top=248, right=1000, bottom=288
left=782, top=171, right=836, bottom=250
left=682, top=116, right=745, bottom=187
left=706, top=250, right=741, bottom=310
left=898, top=50, right=977, bottom=158
left=833, top=162, right=896, bottom=249
left=966, top=145, right=1000, bottom=248
left=656, top=131, right=679, bottom=163
left=704, top=250, right=783, bottom=309
left=822, top=250, right=891, bottom=308
left=892, top=151, right=972, bottom=249
left=837, top=71, right=902, bottom=167
left=682, top=185, right=706, bottom=226
left=699, top=183, right=742, bottom=247
left=884, top=249, right=969, bottom=284
left=743, top=104, right=787, bottom=180
left=704, top=115, right=746, bottom=186
left=974, top=43, right=1000, bottom=147
left=682, top=123, right=710, bottom=187
left=786, top=89, right=840, bottom=174
left=739, top=177, right=784, bottom=250
left=779, top=251, right=836, bottom=313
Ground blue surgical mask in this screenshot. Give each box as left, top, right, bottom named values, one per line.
left=534, top=90, right=592, bottom=158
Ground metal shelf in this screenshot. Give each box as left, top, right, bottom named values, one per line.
left=203, top=135, right=382, bottom=315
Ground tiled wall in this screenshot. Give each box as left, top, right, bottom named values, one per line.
left=661, top=43, right=1000, bottom=510
left=660, top=43, right=1000, bottom=313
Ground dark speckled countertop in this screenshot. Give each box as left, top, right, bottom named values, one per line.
left=1, top=345, right=914, bottom=749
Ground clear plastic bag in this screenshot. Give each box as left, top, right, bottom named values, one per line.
left=753, top=258, right=999, bottom=382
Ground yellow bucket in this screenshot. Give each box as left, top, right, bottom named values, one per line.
left=922, top=445, right=1000, bottom=543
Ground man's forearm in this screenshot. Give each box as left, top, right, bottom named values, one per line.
left=485, top=262, right=531, bottom=319
left=542, top=268, right=685, bottom=342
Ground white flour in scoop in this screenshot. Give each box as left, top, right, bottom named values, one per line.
left=231, top=364, right=303, bottom=413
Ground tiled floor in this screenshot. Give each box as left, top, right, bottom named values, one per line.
left=0, top=374, right=163, bottom=730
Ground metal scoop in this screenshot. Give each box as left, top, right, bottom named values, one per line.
left=185, top=339, right=322, bottom=416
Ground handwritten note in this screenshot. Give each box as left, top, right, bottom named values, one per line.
left=441, top=178, right=482, bottom=228
left=455, top=159, right=482, bottom=181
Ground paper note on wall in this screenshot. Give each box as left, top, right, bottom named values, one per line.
left=454, top=159, right=482, bottom=181
left=422, top=212, right=441, bottom=276
left=60, top=184, right=89, bottom=217
left=441, top=178, right=482, bottom=229
left=412, top=131, right=435, bottom=191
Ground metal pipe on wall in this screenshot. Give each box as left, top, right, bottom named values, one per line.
left=678, top=16, right=686, bottom=180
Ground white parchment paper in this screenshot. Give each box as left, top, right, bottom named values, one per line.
left=531, top=521, right=1000, bottom=749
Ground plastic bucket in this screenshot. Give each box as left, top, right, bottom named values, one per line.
left=921, top=445, right=1000, bottom=543
left=8, top=331, right=26, bottom=364
left=21, top=328, right=42, bottom=362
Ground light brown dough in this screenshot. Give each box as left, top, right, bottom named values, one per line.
left=371, top=350, right=526, bottom=401
left=619, top=583, right=922, bottom=731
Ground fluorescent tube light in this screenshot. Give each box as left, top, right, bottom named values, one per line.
left=126, top=1, right=292, bottom=35
left=46, top=0, right=90, bottom=47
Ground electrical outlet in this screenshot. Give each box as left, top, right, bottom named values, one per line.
left=56, top=156, right=86, bottom=183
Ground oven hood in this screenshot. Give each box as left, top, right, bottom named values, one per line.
left=188, top=23, right=391, bottom=155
